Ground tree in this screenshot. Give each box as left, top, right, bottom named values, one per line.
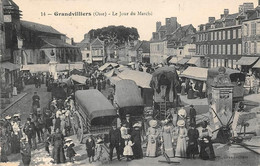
left=88, top=26, right=139, bottom=45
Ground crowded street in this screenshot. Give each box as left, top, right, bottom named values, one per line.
left=1, top=0, right=260, bottom=166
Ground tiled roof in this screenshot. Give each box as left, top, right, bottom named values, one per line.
left=21, top=20, right=64, bottom=35
left=140, top=41, right=150, bottom=53
left=90, top=38, right=104, bottom=46
left=40, top=37, right=77, bottom=48
left=75, top=42, right=90, bottom=50
left=130, top=41, right=142, bottom=51
left=215, top=13, right=240, bottom=22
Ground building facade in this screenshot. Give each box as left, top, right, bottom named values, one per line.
left=240, top=5, right=260, bottom=74
left=90, top=38, right=105, bottom=64
left=196, top=3, right=254, bottom=69
left=19, top=20, right=81, bottom=65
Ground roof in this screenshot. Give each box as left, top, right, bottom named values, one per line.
left=40, top=37, right=77, bottom=48
left=75, top=90, right=116, bottom=120
left=252, top=59, right=260, bottom=68
left=20, top=20, right=63, bottom=35
left=115, top=80, right=144, bottom=108
left=98, top=63, right=119, bottom=71
left=76, top=42, right=90, bottom=50
left=236, top=56, right=259, bottom=66
left=91, top=38, right=104, bottom=46
left=68, top=74, right=87, bottom=84
left=157, top=25, right=166, bottom=31
left=187, top=57, right=200, bottom=66
left=1, top=62, right=20, bottom=71
left=21, top=64, right=49, bottom=73
left=169, top=57, right=178, bottom=64
left=177, top=58, right=190, bottom=65
left=180, top=67, right=208, bottom=81
left=117, top=69, right=152, bottom=88
left=141, top=41, right=150, bottom=53
left=130, top=41, right=142, bottom=51
left=2, top=0, right=19, bottom=9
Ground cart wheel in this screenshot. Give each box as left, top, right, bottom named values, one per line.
left=73, top=111, right=84, bottom=143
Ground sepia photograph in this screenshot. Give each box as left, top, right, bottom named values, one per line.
left=0, top=0, right=260, bottom=165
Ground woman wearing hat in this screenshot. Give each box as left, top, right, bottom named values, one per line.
left=161, top=119, right=175, bottom=158
left=131, top=123, right=143, bottom=159
left=11, top=114, right=21, bottom=154
left=146, top=119, right=159, bottom=157
left=175, top=120, right=187, bottom=158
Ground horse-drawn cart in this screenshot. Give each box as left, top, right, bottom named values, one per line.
left=72, top=89, right=117, bottom=143
left=114, top=79, right=144, bottom=122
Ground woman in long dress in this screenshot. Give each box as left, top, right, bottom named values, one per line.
left=146, top=120, right=159, bottom=157
left=131, top=123, right=143, bottom=159
left=175, top=120, right=187, bottom=158
left=161, top=119, right=175, bottom=158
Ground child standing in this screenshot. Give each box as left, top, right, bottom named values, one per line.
left=86, top=135, right=95, bottom=163
left=64, top=138, right=76, bottom=163
left=95, top=137, right=103, bottom=161
left=123, top=138, right=134, bottom=161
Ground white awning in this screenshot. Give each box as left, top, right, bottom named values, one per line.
left=69, top=74, right=87, bottom=84
left=21, top=64, right=49, bottom=72
left=187, top=57, right=200, bottom=66
left=180, top=67, right=208, bottom=81
left=169, top=57, right=178, bottom=64
left=98, top=63, right=119, bottom=71
left=1, top=62, right=20, bottom=71
left=117, top=69, right=152, bottom=88
left=236, top=57, right=259, bottom=65
left=177, top=58, right=190, bottom=65
left=252, top=59, right=260, bottom=68
left=92, top=57, right=103, bottom=61
left=57, top=63, right=84, bottom=71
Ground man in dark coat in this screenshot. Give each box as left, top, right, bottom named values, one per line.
left=32, top=92, right=40, bottom=108
left=186, top=123, right=199, bottom=159
left=23, top=118, right=37, bottom=150
left=108, top=124, right=121, bottom=161
left=97, top=80, right=102, bottom=91
left=52, top=128, right=66, bottom=164
left=189, top=105, right=196, bottom=125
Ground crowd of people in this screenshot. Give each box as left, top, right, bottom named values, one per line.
left=0, top=90, right=77, bottom=165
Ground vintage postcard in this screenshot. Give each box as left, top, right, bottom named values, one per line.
left=0, top=0, right=260, bottom=165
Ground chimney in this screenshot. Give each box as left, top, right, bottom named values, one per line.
left=208, top=17, right=215, bottom=23
left=156, top=21, right=161, bottom=32
left=224, top=9, right=229, bottom=16
left=71, top=38, right=74, bottom=45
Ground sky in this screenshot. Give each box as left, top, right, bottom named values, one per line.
left=14, top=0, right=259, bottom=42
